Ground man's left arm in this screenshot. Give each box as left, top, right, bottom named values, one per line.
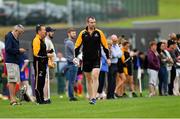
left=98, top=30, right=111, bottom=65
left=99, top=30, right=109, bottom=59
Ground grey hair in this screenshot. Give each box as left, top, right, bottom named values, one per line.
left=14, top=24, right=24, bottom=31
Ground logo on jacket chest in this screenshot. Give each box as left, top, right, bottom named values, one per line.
left=85, top=33, right=99, bottom=38
left=94, top=33, right=99, bottom=37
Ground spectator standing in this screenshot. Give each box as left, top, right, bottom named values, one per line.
left=32, top=24, right=48, bottom=104
left=44, top=26, right=56, bottom=104
left=157, top=42, right=169, bottom=96
left=64, top=28, right=78, bottom=101
left=5, top=24, right=26, bottom=105
left=107, top=34, right=122, bottom=99
left=56, top=51, right=67, bottom=97
left=97, top=48, right=109, bottom=99
left=147, top=41, right=160, bottom=97
left=19, top=52, right=35, bottom=102
left=167, top=40, right=177, bottom=95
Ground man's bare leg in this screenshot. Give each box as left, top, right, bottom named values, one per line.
left=117, top=73, right=126, bottom=96
left=149, top=84, right=155, bottom=97
left=8, top=82, right=17, bottom=102
left=128, top=75, right=135, bottom=92
left=92, top=68, right=100, bottom=99
left=84, top=72, right=93, bottom=100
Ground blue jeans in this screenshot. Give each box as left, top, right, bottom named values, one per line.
left=158, top=66, right=168, bottom=95
left=65, top=64, right=78, bottom=99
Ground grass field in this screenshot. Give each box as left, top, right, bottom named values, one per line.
left=0, top=95, right=180, bottom=118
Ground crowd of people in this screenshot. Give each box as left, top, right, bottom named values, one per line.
left=0, top=16, right=180, bottom=106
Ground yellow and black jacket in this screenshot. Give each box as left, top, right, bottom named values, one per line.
left=121, top=48, right=132, bottom=75
left=75, top=27, right=109, bottom=61
left=32, top=34, right=47, bottom=62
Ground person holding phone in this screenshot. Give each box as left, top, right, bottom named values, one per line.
left=5, top=24, right=26, bottom=105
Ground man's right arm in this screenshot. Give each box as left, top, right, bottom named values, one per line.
left=75, top=30, right=84, bottom=58
left=98, top=29, right=110, bottom=59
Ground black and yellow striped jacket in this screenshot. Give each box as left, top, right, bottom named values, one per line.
left=32, top=34, right=47, bottom=62
left=75, top=27, right=109, bottom=61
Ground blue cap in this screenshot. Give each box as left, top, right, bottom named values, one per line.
left=46, top=26, right=55, bottom=32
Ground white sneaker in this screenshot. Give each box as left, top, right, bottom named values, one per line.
left=86, top=93, right=89, bottom=99
left=2, top=96, right=8, bottom=100
left=148, top=93, right=154, bottom=97
left=96, top=93, right=100, bottom=99
left=101, top=91, right=107, bottom=99
left=173, top=90, right=180, bottom=96
left=29, top=96, right=36, bottom=102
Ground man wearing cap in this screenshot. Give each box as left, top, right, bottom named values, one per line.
left=44, top=26, right=56, bottom=104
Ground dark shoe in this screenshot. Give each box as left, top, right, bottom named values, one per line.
left=36, top=101, right=45, bottom=105
left=122, top=93, right=128, bottom=98
left=23, top=94, right=31, bottom=102
left=164, top=93, right=168, bottom=96
left=107, top=94, right=116, bottom=99
left=106, top=95, right=111, bottom=99
left=132, top=92, right=138, bottom=97
left=44, top=99, right=51, bottom=104
left=36, top=102, right=44, bottom=105
left=107, top=96, right=116, bottom=100
left=89, top=98, right=96, bottom=105
left=69, top=97, right=78, bottom=101
left=10, top=101, right=22, bottom=106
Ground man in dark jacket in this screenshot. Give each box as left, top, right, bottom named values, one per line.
left=32, top=24, right=48, bottom=104
left=75, top=16, right=111, bottom=104
left=5, top=24, right=26, bottom=105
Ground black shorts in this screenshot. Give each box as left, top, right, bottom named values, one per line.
left=117, top=58, right=124, bottom=73
left=118, top=65, right=124, bottom=73
left=127, top=65, right=133, bottom=76
left=83, top=59, right=100, bottom=72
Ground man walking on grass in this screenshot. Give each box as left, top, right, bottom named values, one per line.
left=75, top=16, right=111, bottom=104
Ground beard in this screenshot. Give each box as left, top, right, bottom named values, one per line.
left=48, top=34, right=54, bottom=39
left=49, top=36, right=54, bottom=39
left=70, top=36, right=76, bottom=40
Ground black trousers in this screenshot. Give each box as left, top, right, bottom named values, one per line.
left=107, top=64, right=117, bottom=99
left=33, top=60, right=47, bottom=103
left=168, top=66, right=176, bottom=95
left=98, top=71, right=106, bottom=94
